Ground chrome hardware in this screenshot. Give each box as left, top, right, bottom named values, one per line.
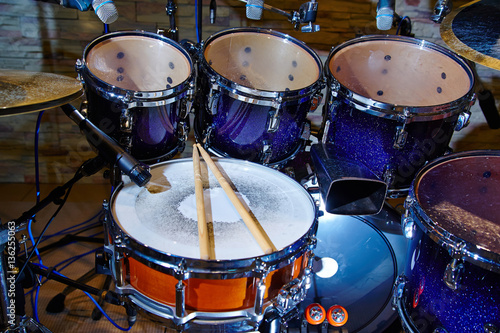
left=443, top=258, right=464, bottom=290
left=484, top=323, right=499, bottom=333
left=267, top=97, right=283, bottom=132
left=262, top=141, right=272, bottom=165
left=175, top=280, right=185, bottom=318
left=402, top=215, right=415, bottom=239
left=393, top=125, right=408, bottom=149
left=254, top=278, right=266, bottom=316
left=392, top=275, right=406, bottom=310
left=300, top=122, right=311, bottom=141
left=274, top=278, right=307, bottom=315
left=177, top=121, right=189, bottom=143
left=321, top=120, right=331, bottom=144
left=309, top=92, right=322, bottom=112
left=455, top=111, right=471, bottom=131
left=433, top=328, right=449, bottom=333
left=208, top=80, right=220, bottom=115
left=383, top=166, right=396, bottom=188
left=120, top=109, right=133, bottom=132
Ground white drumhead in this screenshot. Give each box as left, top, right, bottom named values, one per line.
left=204, top=31, right=321, bottom=91
left=86, top=35, right=191, bottom=92
left=329, top=39, right=472, bottom=107
left=112, top=159, right=316, bottom=260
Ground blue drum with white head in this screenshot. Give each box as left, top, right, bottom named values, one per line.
left=321, top=35, right=476, bottom=197
left=394, top=150, right=500, bottom=333
left=195, top=28, right=323, bottom=166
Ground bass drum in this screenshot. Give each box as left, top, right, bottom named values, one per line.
left=287, top=203, right=407, bottom=332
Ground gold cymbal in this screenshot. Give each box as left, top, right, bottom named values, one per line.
left=441, top=0, right=500, bottom=71
left=0, top=69, right=83, bottom=117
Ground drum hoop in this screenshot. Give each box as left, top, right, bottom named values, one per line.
left=408, top=150, right=500, bottom=272
left=124, top=290, right=263, bottom=328
left=108, top=158, right=318, bottom=279
left=79, top=31, right=195, bottom=102
left=200, top=27, right=324, bottom=101
left=326, top=35, right=475, bottom=122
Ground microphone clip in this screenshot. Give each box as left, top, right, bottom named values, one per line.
left=292, top=0, right=320, bottom=32
left=431, top=0, right=452, bottom=23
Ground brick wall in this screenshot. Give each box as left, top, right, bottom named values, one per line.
left=0, top=0, right=499, bottom=184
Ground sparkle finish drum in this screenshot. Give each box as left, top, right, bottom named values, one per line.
left=78, top=31, right=195, bottom=162
left=106, top=158, right=317, bottom=331
left=321, top=35, right=475, bottom=197
left=195, top=28, right=323, bottom=166
left=394, top=150, right=500, bottom=333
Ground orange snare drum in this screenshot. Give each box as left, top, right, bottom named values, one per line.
left=106, top=158, right=317, bottom=331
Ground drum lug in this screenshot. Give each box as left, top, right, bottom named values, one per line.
left=261, top=141, right=272, bottom=165
left=393, top=125, right=408, bottom=150
left=120, top=109, right=133, bottom=133
left=177, top=121, right=189, bottom=143
left=402, top=197, right=416, bottom=239
left=267, top=97, right=283, bottom=133
left=443, top=258, right=464, bottom=290
left=208, top=81, right=219, bottom=115
left=454, top=110, right=471, bottom=131
left=274, top=278, right=308, bottom=318
left=175, top=280, right=186, bottom=318
left=391, top=275, right=406, bottom=310
left=301, top=121, right=311, bottom=141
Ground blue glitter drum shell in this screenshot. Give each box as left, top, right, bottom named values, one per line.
left=395, top=151, right=500, bottom=333
left=321, top=35, right=475, bottom=194
left=195, top=28, right=323, bottom=166
left=79, top=31, right=195, bottom=163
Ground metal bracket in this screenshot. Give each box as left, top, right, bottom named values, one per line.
left=443, top=258, right=464, bottom=290
left=267, top=97, right=283, bottom=133
left=208, top=81, right=220, bottom=115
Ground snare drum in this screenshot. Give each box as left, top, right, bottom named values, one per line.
left=77, top=31, right=195, bottom=162
left=195, top=28, right=323, bottom=166
left=322, top=35, right=475, bottom=197
left=394, top=151, right=500, bottom=333
left=106, top=159, right=317, bottom=331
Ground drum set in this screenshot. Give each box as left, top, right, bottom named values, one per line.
left=1, top=1, right=500, bottom=332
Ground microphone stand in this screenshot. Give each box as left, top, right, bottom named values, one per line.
left=166, top=0, right=179, bottom=41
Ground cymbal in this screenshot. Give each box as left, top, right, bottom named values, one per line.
left=441, top=0, right=500, bottom=71
left=0, top=69, right=83, bottom=117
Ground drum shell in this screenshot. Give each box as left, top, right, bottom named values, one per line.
left=400, top=218, right=500, bottom=333
left=78, top=31, right=194, bottom=162
left=195, top=76, right=313, bottom=164
left=396, top=151, right=500, bottom=332
left=322, top=35, right=475, bottom=193
left=323, top=99, right=458, bottom=190
left=195, top=27, right=323, bottom=165
left=84, top=87, right=186, bottom=162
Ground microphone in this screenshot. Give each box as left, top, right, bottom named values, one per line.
left=92, top=0, right=119, bottom=24
left=246, top=0, right=264, bottom=20
left=210, top=0, right=217, bottom=24
left=376, top=0, right=395, bottom=30
left=60, top=104, right=151, bottom=187
left=37, top=0, right=118, bottom=24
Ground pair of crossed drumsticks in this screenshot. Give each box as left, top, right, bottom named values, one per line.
left=192, top=143, right=277, bottom=260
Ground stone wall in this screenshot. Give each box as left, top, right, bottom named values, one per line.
left=0, top=0, right=499, bottom=184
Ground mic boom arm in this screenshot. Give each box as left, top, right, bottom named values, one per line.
left=239, top=0, right=320, bottom=32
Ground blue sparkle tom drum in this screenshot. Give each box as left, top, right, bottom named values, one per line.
left=195, top=28, right=323, bottom=166
left=321, top=35, right=476, bottom=197
left=394, top=150, right=500, bottom=333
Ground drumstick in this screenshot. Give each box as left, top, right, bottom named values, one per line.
left=193, top=144, right=213, bottom=260
left=196, top=143, right=277, bottom=254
